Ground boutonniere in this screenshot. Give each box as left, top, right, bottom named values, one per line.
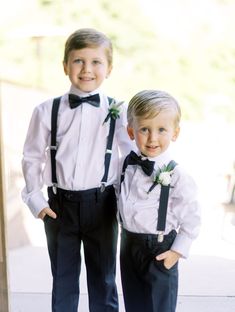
left=103, top=99, right=124, bottom=124
left=147, top=163, right=175, bottom=194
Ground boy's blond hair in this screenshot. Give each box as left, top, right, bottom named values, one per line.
left=127, top=90, right=181, bottom=127
left=63, top=28, right=113, bottom=66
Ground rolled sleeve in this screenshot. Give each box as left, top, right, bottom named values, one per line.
left=22, top=188, right=49, bottom=218
left=171, top=231, right=196, bottom=258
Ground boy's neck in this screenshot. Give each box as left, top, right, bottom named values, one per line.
left=69, top=85, right=100, bottom=96
left=138, top=148, right=173, bottom=165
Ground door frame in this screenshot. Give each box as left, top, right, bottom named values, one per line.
left=0, top=88, right=9, bottom=311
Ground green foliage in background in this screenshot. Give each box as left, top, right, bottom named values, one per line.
left=1, top=0, right=235, bottom=122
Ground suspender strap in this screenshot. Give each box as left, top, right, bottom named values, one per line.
left=101, top=97, right=116, bottom=190
left=157, top=185, right=170, bottom=232
left=156, top=160, right=177, bottom=242
left=50, top=96, right=61, bottom=193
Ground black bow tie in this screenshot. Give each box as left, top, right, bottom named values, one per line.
left=69, top=93, right=100, bottom=109
left=127, top=151, right=155, bottom=176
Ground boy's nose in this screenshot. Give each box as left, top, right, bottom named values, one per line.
left=82, top=62, right=92, bottom=73
left=149, top=131, right=158, bottom=141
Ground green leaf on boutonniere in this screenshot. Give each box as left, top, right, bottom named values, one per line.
left=103, top=100, right=124, bottom=124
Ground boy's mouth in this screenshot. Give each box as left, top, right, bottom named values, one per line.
left=79, top=77, right=94, bottom=81
left=146, top=145, right=158, bottom=149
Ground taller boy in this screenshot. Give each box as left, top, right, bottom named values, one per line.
left=22, top=28, right=132, bottom=312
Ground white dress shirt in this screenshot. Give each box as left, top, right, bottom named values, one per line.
left=118, top=149, right=201, bottom=258
left=22, top=85, right=134, bottom=218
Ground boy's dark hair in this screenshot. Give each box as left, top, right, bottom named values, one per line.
left=63, top=28, right=113, bottom=66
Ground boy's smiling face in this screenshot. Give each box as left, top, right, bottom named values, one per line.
left=127, top=110, right=180, bottom=158
left=63, top=45, right=112, bottom=93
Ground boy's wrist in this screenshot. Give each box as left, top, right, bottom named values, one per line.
left=170, top=249, right=182, bottom=258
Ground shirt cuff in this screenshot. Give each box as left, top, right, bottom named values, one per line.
left=23, top=190, right=49, bottom=218
left=170, top=232, right=194, bottom=258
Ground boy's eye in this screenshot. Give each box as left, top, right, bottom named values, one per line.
left=93, top=60, right=101, bottom=65
left=159, top=127, right=166, bottom=133
left=74, top=59, right=83, bottom=64
left=139, top=127, right=149, bottom=134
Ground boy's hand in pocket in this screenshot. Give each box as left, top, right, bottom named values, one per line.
left=156, top=250, right=181, bottom=269
left=38, top=207, right=57, bottom=220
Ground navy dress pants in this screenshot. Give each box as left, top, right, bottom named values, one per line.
left=120, top=228, right=178, bottom=312
left=44, top=186, right=119, bottom=312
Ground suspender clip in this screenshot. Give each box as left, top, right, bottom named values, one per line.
left=100, top=183, right=106, bottom=193
left=157, top=231, right=164, bottom=243
left=52, top=183, right=57, bottom=194
left=50, top=145, right=57, bottom=150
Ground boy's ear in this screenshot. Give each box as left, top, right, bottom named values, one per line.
left=172, top=127, right=180, bottom=142
left=63, top=61, right=68, bottom=75
left=106, top=65, right=113, bottom=78
left=127, top=126, right=135, bottom=140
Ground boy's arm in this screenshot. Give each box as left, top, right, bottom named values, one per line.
left=156, top=170, right=200, bottom=268
left=169, top=169, right=201, bottom=258
left=21, top=104, right=51, bottom=218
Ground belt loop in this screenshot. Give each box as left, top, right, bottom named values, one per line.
left=96, top=188, right=101, bottom=203
left=146, top=235, right=152, bottom=249
left=54, top=187, right=61, bottom=206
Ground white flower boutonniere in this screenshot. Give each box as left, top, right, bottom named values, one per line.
left=147, top=162, right=175, bottom=194
left=103, top=99, right=124, bottom=124
left=158, top=170, right=172, bottom=186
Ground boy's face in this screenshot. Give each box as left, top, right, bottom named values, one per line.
left=127, top=110, right=180, bottom=158
left=63, top=46, right=112, bottom=93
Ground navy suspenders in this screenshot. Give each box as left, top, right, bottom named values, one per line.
left=120, top=156, right=177, bottom=242
left=50, top=96, right=61, bottom=194
left=101, top=97, right=116, bottom=191
left=50, top=96, right=115, bottom=194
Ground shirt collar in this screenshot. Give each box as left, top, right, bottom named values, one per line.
left=137, top=148, right=173, bottom=170
left=69, top=85, right=101, bottom=97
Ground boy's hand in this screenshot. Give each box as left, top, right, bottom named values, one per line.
left=156, top=250, right=181, bottom=270
left=38, top=207, right=57, bottom=220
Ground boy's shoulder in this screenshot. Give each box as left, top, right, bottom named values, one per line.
left=35, top=93, right=66, bottom=111
left=172, top=163, right=192, bottom=177
left=171, top=163, right=197, bottom=188
left=29, top=95, right=67, bottom=126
